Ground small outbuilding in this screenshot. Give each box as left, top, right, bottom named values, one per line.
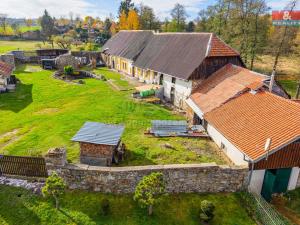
left=71, top=122, right=125, bottom=166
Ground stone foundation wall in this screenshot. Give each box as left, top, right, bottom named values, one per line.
left=46, top=149, right=248, bottom=194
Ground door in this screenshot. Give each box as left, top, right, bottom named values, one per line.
left=261, top=168, right=292, bottom=201
left=159, top=74, right=164, bottom=85
left=170, top=87, right=175, bottom=104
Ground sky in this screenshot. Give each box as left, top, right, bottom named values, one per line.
left=1, top=0, right=299, bottom=21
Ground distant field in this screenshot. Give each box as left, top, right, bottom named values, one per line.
left=0, top=40, right=49, bottom=53
left=0, top=40, right=100, bottom=54
left=253, top=54, right=300, bottom=98
left=19, top=26, right=41, bottom=32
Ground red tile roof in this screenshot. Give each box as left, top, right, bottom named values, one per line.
left=0, top=61, right=13, bottom=77
left=208, top=35, right=240, bottom=57
left=204, top=91, right=300, bottom=161
left=190, top=64, right=266, bottom=114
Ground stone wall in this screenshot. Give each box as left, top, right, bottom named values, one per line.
left=46, top=149, right=248, bottom=194
left=55, top=54, right=79, bottom=71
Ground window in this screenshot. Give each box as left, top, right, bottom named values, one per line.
left=220, top=143, right=225, bottom=149
left=172, top=77, right=176, bottom=84
left=220, top=142, right=227, bottom=153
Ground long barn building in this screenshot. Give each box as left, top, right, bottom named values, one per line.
left=102, top=31, right=244, bottom=109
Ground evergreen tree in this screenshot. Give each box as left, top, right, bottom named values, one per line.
left=186, top=21, right=195, bottom=32
left=41, top=10, right=55, bottom=41
left=118, top=0, right=135, bottom=16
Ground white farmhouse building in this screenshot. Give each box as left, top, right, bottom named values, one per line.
left=102, top=31, right=244, bottom=109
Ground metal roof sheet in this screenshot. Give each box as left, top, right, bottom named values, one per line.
left=151, top=120, right=188, bottom=135
left=71, top=122, right=125, bottom=146
left=102, top=30, right=153, bottom=60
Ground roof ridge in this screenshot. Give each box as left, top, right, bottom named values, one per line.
left=155, top=32, right=213, bottom=35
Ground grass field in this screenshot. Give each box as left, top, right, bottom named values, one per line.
left=0, top=185, right=255, bottom=225
left=253, top=54, right=300, bottom=97
left=0, top=40, right=99, bottom=54
left=0, top=65, right=224, bottom=165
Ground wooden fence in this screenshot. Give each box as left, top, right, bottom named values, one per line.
left=0, top=155, right=48, bottom=177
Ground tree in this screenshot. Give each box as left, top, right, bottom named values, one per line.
left=171, top=3, right=188, bottom=32
left=119, top=0, right=135, bottom=16
left=139, top=4, right=160, bottom=30
left=11, top=23, right=21, bottom=36
left=53, top=35, right=73, bottom=49
left=119, top=11, right=128, bottom=30
left=186, top=21, right=195, bottom=32
left=195, top=0, right=271, bottom=67
left=199, top=200, right=215, bottom=223
left=25, top=19, right=33, bottom=28
left=104, top=18, right=112, bottom=35
left=42, top=172, right=66, bottom=209
left=110, top=22, right=118, bottom=35
left=134, top=172, right=165, bottom=216
left=0, top=14, right=7, bottom=33
left=269, top=0, right=298, bottom=91
left=41, top=10, right=55, bottom=41
left=127, top=9, right=139, bottom=30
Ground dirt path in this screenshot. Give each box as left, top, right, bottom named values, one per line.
left=272, top=197, right=300, bottom=225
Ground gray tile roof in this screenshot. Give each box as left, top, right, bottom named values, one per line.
left=102, top=30, right=153, bottom=60
left=71, top=122, right=125, bottom=146
left=134, top=33, right=212, bottom=80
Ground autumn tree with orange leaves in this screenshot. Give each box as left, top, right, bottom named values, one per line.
left=127, top=10, right=139, bottom=30
left=119, top=9, right=139, bottom=30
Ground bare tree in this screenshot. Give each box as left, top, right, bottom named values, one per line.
left=269, top=0, right=298, bottom=91
left=171, top=3, right=188, bottom=32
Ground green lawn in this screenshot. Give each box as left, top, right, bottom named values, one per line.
left=0, top=65, right=225, bottom=165
left=0, top=185, right=255, bottom=225
left=19, top=26, right=41, bottom=33
left=278, top=80, right=298, bottom=98
left=285, top=188, right=300, bottom=216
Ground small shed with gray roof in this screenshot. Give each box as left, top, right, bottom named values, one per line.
left=71, top=122, right=125, bottom=166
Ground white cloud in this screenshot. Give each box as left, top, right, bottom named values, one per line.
left=266, top=0, right=300, bottom=10
left=0, top=0, right=109, bottom=19
left=132, top=0, right=205, bottom=19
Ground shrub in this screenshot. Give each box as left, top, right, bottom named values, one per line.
left=42, top=172, right=66, bottom=209
left=134, top=172, right=165, bottom=216
left=64, top=66, right=74, bottom=75
left=100, top=198, right=110, bottom=216
left=199, top=200, right=215, bottom=223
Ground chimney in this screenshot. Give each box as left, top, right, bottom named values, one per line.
left=269, top=70, right=275, bottom=93
left=296, top=81, right=300, bottom=99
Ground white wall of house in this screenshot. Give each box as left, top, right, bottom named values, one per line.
left=206, top=123, right=248, bottom=166
left=288, top=167, right=300, bottom=190
left=162, top=74, right=192, bottom=108
left=249, top=170, right=265, bottom=194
